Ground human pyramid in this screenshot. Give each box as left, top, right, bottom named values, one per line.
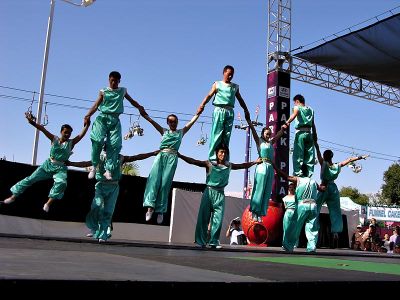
left=1, top=66, right=368, bottom=249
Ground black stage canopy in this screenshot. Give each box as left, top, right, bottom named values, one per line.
left=294, top=13, right=400, bottom=89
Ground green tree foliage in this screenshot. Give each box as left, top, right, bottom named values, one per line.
left=121, top=162, right=139, bottom=176
left=381, top=163, right=400, bottom=205
left=340, top=186, right=369, bottom=206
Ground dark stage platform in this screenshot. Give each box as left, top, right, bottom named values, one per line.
left=0, top=234, right=399, bottom=293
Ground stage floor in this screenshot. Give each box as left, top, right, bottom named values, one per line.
left=0, top=234, right=399, bottom=292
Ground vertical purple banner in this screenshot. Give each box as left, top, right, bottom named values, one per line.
left=266, top=71, right=290, bottom=201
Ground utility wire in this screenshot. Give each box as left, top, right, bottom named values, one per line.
left=0, top=85, right=213, bottom=119
left=0, top=89, right=398, bottom=162
left=0, top=93, right=213, bottom=125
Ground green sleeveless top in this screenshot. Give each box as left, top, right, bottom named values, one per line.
left=99, top=87, right=127, bottom=114
left=320, top=161, right=341, bottom=183
left=159, top=129, right=183, bottom=151
left=283, top=195, right=296, bottom=209
left=50, top=137, right=73, bottom=162
left=259, top=140, right=273, bottom=160
left=212, top=81, right=238, bottom=107
left=294, top=105, right=314, bottom=129
left=206, top=161, right=231, bottom=189
left=96, top=154, right=123, bottom=182
left=295, top=177, right=318, bottom=201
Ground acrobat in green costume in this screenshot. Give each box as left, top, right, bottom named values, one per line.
left=90, top=87, right=125, bottom=175
left=11, top=137, right=73, bottom=200
left=282, top=193, right=297, bottom=251
left=293, top=177, right=319, bottom=252
left=208, top=81, right=237, bottom=160
left=86, top=154, right=123, bottom=241
left=195, top=161, right=231, bottom=247
left=293, top=105, right=315, bottom=177
left=143, top=129, right=183, bottom=214
left=250, top=142, right=274, bottom=218
left=316, top=162, right=343, bottom=234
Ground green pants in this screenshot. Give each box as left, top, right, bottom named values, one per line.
left=250, top=162, right=273, bottom=216
left=195, top=187, right=225, bottom=247
left=295, top=201, right=318, bottom=252
left=208, top=106, right=234, bottom=160
left=293, top=131, right=315, bottom=177
left=143, top=152, right=178, bottom=214
left=316, top=182, right=343, bottom=234
left=86, top=181, right=119, bottom=241
left=282, top=208, right=297, bottom=251
left=11, top=159, right=67, bottom=200
left=90, top=113, right=122, bottom=174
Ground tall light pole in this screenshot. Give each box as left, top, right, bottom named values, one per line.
left=32, top=0, right=95, bottom=165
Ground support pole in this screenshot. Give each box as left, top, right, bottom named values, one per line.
left=32, top=0, right=55, bottom=165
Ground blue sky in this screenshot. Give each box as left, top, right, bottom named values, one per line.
left=1, top=0, right=399, bottom=197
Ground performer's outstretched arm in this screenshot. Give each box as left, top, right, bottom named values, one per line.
left=84, top=92, right=103, bottom=126
left=247, top=121, right=261, bottom=153
left=339, top=155, right=369, bottom=167
left=231, top=158, right=262, bottom=170
left=270, top=159, right=298, bottom=184
left=197, top=82, right=217, bottom=114
left=178, top=153, right=208, bottom=168
left=270, top=127, right=285, bottom=145
left=282, top=106, right=299, bottom=130
left=25, top=112, right=54, bottom=142
left=235, top=89, right=251, bottom=123
left=139, top=108, right=164, bottom=135
left=66, top=160, right=92, bottom=168
left=125, top=92, right=144, bottom=113
left=123, top=150, right=160, bottom=163
left=314, top=140, right=324, bottom=166
left=182, top=112, right=201, bottom=136
left=72, top=120, right=91, bottom=147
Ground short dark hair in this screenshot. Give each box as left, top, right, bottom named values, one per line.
left=215, top=143, right=229, bottom=156
left=323, top=150, right=334, bottom=161
left=293, top=94, right=305, bottom=104
left=167, top=114, right=178, bottom=123
left=223, top=65, right=234, bottom=74
left=109, top=71, right=121, bottom=80
left=61, top=124, right=73, bottom=132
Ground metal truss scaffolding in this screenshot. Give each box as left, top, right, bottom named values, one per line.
left=267, top=0, right=291, bottom=73
left=267, top=0, right=400, bottom=109
left=291, top=57, right=400, bottom=108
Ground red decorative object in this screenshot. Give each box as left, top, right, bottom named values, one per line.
left=241, top=200, right=284, bottom=246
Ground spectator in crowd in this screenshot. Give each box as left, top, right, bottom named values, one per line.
left=381, top=233, right=390, bottom=253
left=370, top=218, right=382, bottom=237
left=226, top=217, right=247, bottom=245
left=360, top=224, right=382, bottom=251
left=351, top=224, right=364, bottom=250
left=389, top=226, right=400, bottom=254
